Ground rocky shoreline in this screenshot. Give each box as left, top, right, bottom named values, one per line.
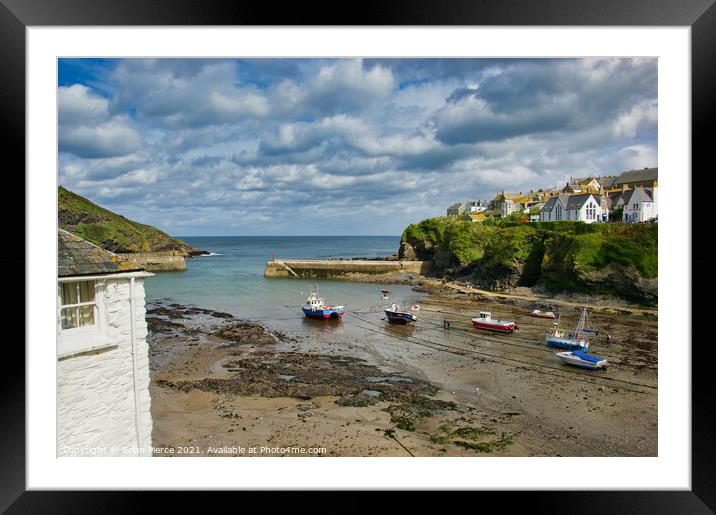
left=147, top=288, right=657, bottom=457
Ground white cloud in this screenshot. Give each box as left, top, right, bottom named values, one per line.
left=614, top=100, right=658, bottom=139
left=60, top=115, right=142, bottom=159
left=58, top=58, right=658, bottom=235
left=58, top=84, right=110, bottom=124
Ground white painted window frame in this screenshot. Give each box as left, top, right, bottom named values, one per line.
left=57, top=279, right=114, bottom=358
left=58, top=280, right=99, bottom=335
left=57, top=271, right=152, bottom=359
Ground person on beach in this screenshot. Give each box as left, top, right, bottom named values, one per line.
left=606, top=332, right=612, bottom=345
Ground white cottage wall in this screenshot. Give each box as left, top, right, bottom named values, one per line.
left=57, top=276, right=152, bottom=456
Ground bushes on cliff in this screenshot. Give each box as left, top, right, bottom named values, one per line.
left=402, top=217, right=451, bottom=247
left=441, top=222, right=492, bottom=265
left=400, top=216, right=657, bottom=302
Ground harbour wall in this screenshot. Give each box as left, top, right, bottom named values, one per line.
left=264, top=259, right=432, bottom=279
left=117, top=251, right=187, bottom=272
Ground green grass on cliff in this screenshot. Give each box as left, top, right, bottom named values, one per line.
left=571, top=224, right=658, bottom=278
left=402, top=216, right=657, bottom=279
left=58, top=186, right=194, bottom=254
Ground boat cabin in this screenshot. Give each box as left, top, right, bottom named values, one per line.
left=306, top=295, right=324, bottom=309
left=477, top=311, right=492, bottom=320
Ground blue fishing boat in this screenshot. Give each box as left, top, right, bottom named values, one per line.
left=301, top=289, right=344, bottom=320
left=544, top=308, right=595, bottom=352
left=556, top=350, right=608, bottom=370
left=384, top=303, right=419, bottom=324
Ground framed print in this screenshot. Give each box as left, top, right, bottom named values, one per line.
left=2, top=0, right=714, bottom=511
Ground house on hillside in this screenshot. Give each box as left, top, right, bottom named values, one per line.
left=447, top=202, right=466, bottom=216
left=561, top=176, right=602, bottom=194
left=613, top=167, right=658, bottom=190
left=465, top=200, right=488, bottom=213
left=598, top=175, right=619, bottom=192
left=491, top=191, right=529, bottom=217
left=618, top=187, right=657, bottom=223
left=539, top=193, right=603, bottom=223
left=58, top=229, right=153, bottom=456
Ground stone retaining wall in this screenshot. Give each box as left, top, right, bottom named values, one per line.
left=264, top=259, right=431, bottom=279
left=117, top=252, right=187, bottom=272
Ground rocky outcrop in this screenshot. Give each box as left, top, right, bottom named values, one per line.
left=570, top=263, right=658, bottom=306
left=398, top=241, right=418, bottom=260
left=399, top=217, right=658, bottom=306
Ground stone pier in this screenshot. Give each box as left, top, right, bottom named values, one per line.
left=264, top=259, right=431, bottom=279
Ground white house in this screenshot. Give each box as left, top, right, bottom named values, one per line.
left=539, top=193, right=602, bottom=223
left=465, top=200, right=488, bottom=213
left=499, top=198, right=516, bottom=218
left=57, top=229, right=153, bottom=456
left=620, top=187, right=657, bottom=223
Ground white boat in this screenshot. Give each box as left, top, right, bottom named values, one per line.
left=530, top=309, right=557, bottom=319
left=556, top=350, right=608, bottom=370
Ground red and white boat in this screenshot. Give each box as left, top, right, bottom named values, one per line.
left=471, top=311, right=517, bottom=333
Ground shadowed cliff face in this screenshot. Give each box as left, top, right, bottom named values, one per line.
left=399, top=217, right=657, bottom=306
left=58, top=186, right=205, bottom=257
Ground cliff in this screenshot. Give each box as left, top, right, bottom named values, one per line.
left=58, top=186, right=207, bottom=271
left=58, top=186, right=204, bottom=257
left=399, top=217, right=657, bottom=306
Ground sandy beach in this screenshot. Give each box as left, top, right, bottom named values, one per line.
left=148, top=282, right=657, bottom=457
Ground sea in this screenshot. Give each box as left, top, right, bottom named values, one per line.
left=144, top=236, right=425, bottom=330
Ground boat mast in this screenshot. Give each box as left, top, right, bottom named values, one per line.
left=574, top=308, right=587, bottom=340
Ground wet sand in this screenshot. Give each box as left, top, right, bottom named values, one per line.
left=148, top=286, right=657, bottom=457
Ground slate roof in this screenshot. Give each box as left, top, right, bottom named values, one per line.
left=621, top=189, right=635, bottom=205
left=540, top=196, right=560, bottom=212
left=606, top=191, right=623, bottom=208
left=540, top=193, right=595, bottom=212
left=614, top=167, right=658, bottom=185
left=621, top=188, right=653, bottom=206
left=599, top=176, right=619, bottom=189
left=565, top=193, right=594, bottom=210
left=58, top=229, right=144, bottom=277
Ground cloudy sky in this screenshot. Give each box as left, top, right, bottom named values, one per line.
left=58, top=58, right=657, bottom=236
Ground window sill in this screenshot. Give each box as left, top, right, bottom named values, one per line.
left=58, top=330, right=116, bottom=359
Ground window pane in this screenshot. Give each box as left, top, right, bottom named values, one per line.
left=61, top=283, right=78, bottom=305
left=78, top=305, right=95, bottom=327
left=61, top=307, right=78, bottom=329
left=78, top=281, right=95, bottom=303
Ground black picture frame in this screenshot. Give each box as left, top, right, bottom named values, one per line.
left=2, top=0, right=712, bottom=511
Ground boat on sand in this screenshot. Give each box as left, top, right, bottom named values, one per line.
left=556, top=350, right=608, bottom=370
left=384, top=303, right=418, bottom=324
left=302, top=289, right=344, bottom=320
left=471, top=311, right=517, bottom=333
left=529, top=309, right=558, bottom=319
left=544, top=309, right=596, bottom=351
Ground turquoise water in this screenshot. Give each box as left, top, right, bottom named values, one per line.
left=144, top=236, right=424, bottom=324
